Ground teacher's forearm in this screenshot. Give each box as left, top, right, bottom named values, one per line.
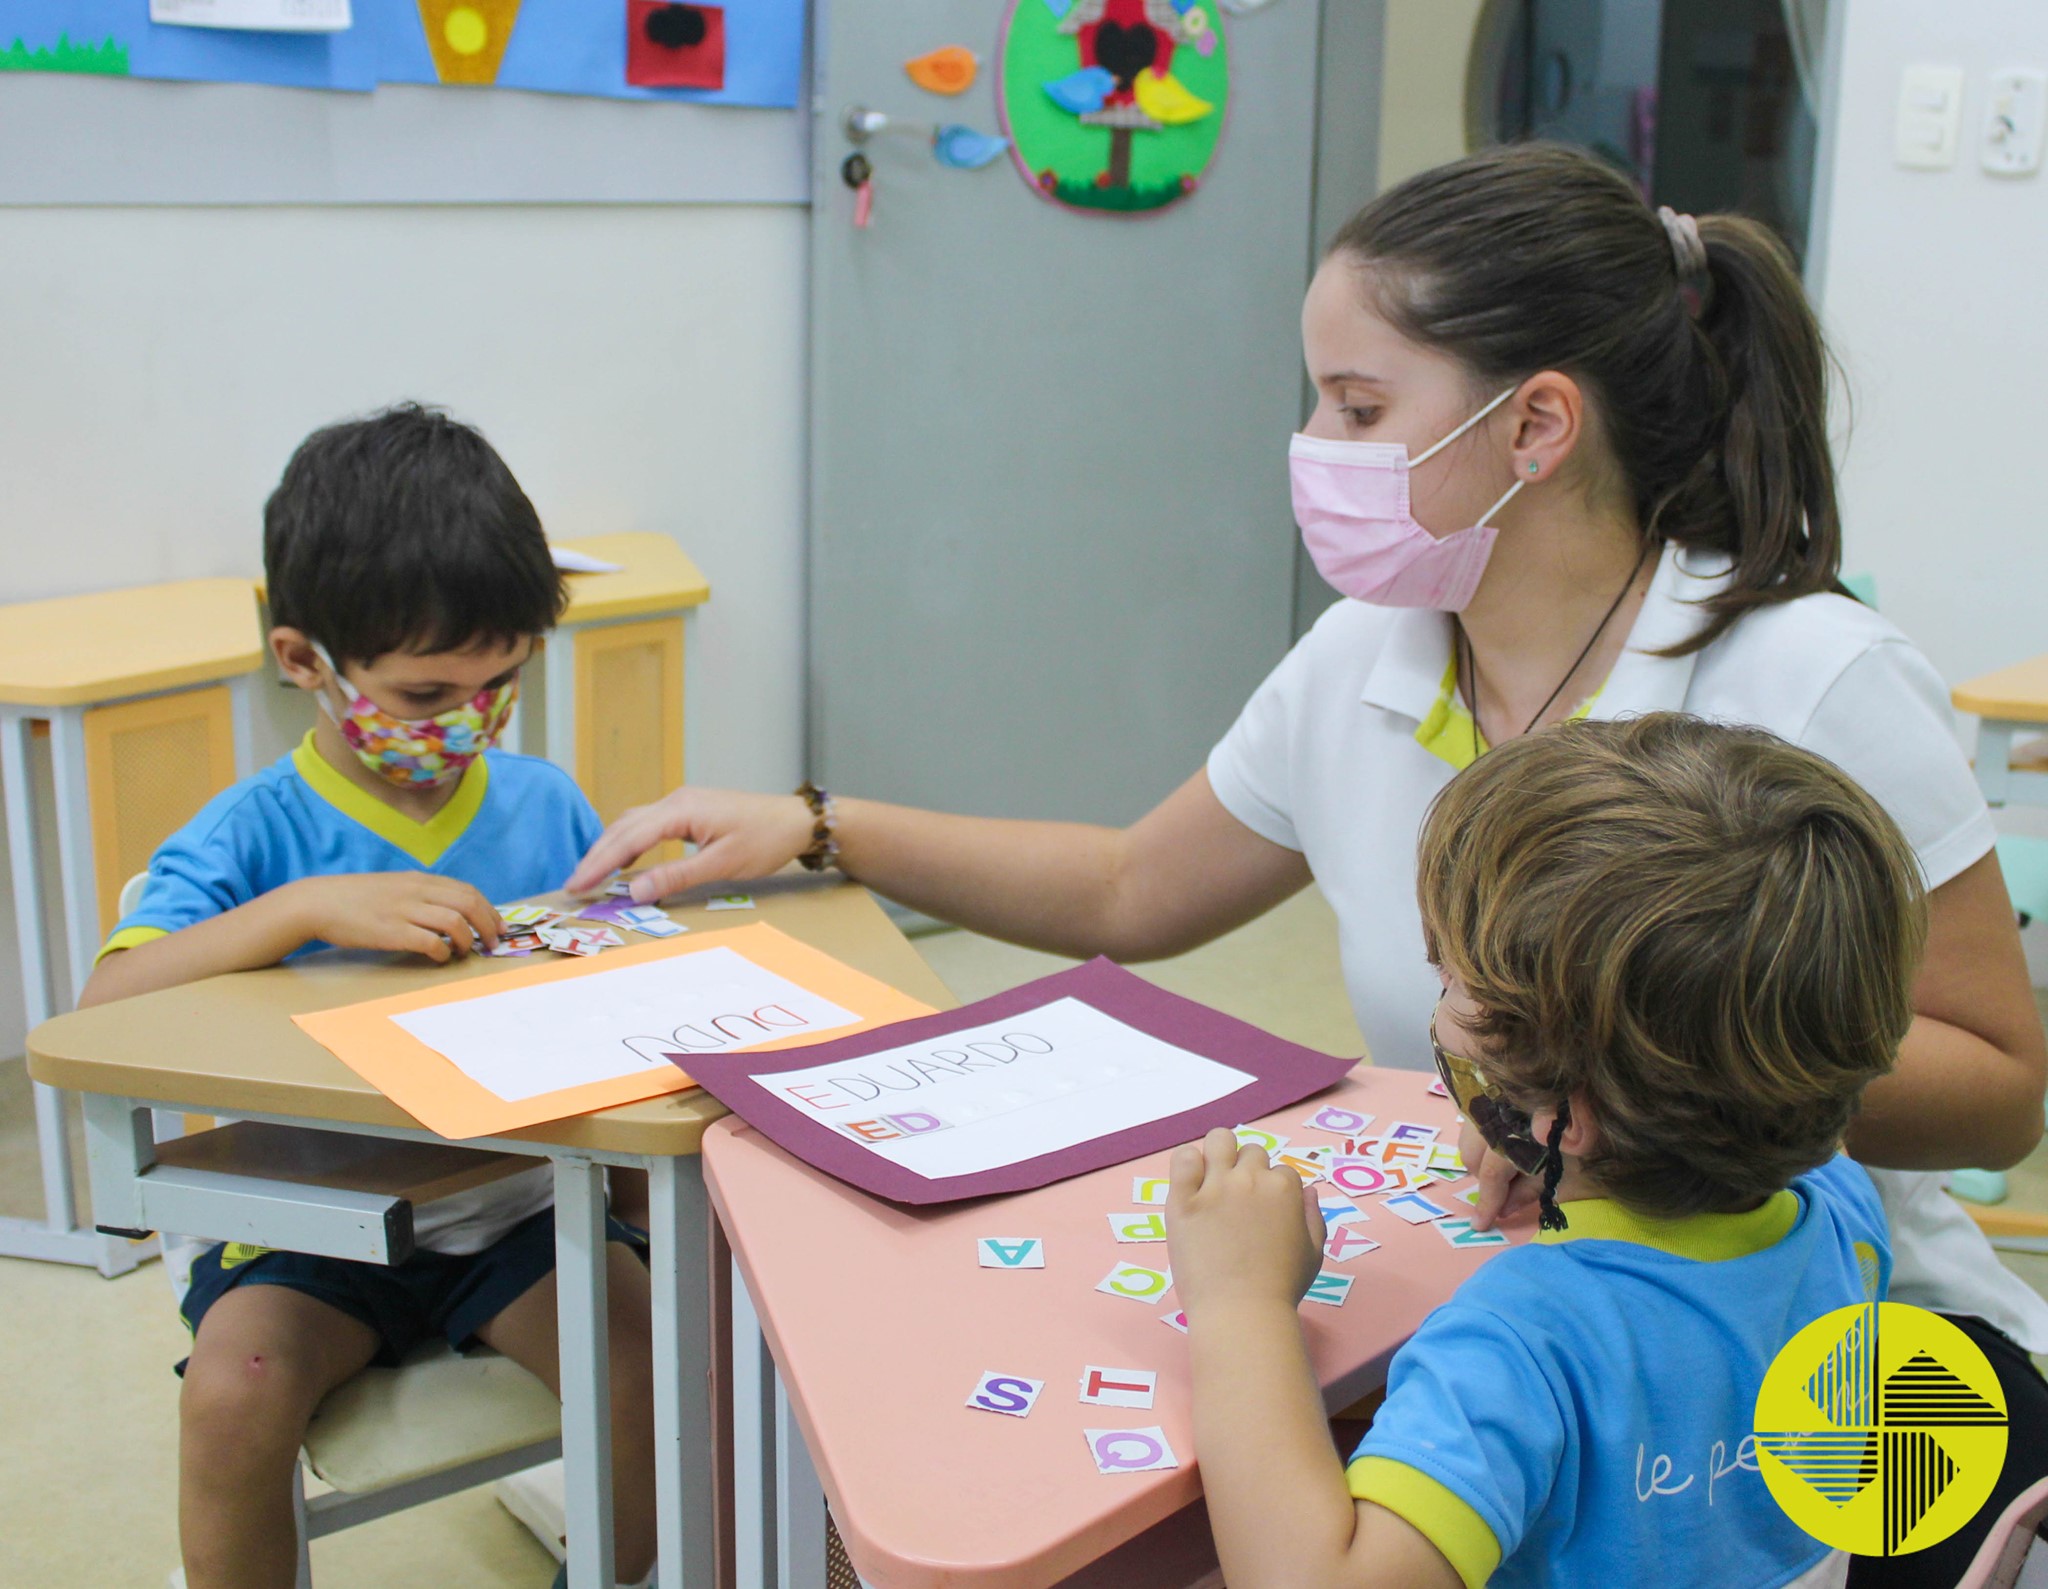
left=1846, top=1012, right=2045, bottom=1170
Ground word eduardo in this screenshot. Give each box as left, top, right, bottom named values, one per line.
left=777, top=1030, right=1056, bottom=1115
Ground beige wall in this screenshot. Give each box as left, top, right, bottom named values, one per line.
left=1378, top=0, right=1486, bottom=188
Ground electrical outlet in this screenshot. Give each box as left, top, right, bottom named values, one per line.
left=1897, top=64, right=1965, bottom=169
left=1982, top=68, right=2047, bottom=175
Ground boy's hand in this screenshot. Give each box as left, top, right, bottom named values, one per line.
left=288, top=873, right=501, bottom=962
left=1166, top=1127, right=1325, bottom=1321
left=1459, top=1119, right=1538, bottom=1232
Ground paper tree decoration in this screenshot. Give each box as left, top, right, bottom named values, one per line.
left=999, top=0, right=1228, bottom=214
left=419, top=0, right=522, bottom=86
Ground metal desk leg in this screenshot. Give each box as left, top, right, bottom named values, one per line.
left=0, top=710, right=142, bottom=1276
left=556, top=1155, right=617, bottom=1589
left=1979, top=720, right=2015, bottom=807
left=774, top=1362, right=829, bottom=1589
left=732, top=1261, right=778, bottom=1589
left=649, top=1155, right=715, bottom=1589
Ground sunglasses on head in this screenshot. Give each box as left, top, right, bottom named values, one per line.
left=1430, top=993, right=1556, bottom=1178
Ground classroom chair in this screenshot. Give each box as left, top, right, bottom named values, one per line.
left=1953, top=1473, right=2048, bottom=1589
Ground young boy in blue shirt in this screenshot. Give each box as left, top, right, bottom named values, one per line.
left=81, top=404, right=657, bottom=1589
left=1168, top=714, right=1926, bottom=1589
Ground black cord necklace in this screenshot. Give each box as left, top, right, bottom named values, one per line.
left=1458, top=538, right=1656, bottom=763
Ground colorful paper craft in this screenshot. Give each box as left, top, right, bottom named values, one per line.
left=1085, top=1426, right=1178, bottom=1474
left=1426, top=1143, right=1467, bottom=1176
left=1383, top=1192, right=1452, bottom=1226
left=1096, top=1262, right=1172, bottom=1302
left=933, top=125, right=1011, bottom=170
left=150, top=0, right=351, bottom=30
left=1318, top=1201, right=1368, bottom=1229
left=1078, top=1365, right=1157, bottom=1409
left=905, top=43, right=976, bottom=95
left=683, top=958, right=1355, bottom=1205
left=1232, top=1126, right=1288, bottom=1156
left=705, top=893, right=756, bottom=911
left=1131, top=1175, right=1170, bottom=1205
left=977, top=1236, right=1045, bottom=1269
left=576, top=896, right=646, bottom=928
left=1303, top=1271, right=1354, bottom=1307
left=499, top=904, right=560, bottom=930
left=1160, top=1309, right=1189, bottom=1333
left=623, top=914, right=688, bottom=939
left=1305, top=1105, right=1374, bottom=1136
left=1271, top=1152, right=1328, bottom=1187
left=1108, top=1212, right=1167, bottom=1243
left=1384, top=1121, right=1440, bottom=1144
left=538, top=923, right=623, bottom=957
left=1427, top=1076, right=1452, bottom=1098
left=292, top=922, right=933, bottom=1138
left=626, top=1, right=726, bottom=90
left=1323, top=1224, right=1382, bottom=1263
left=1451, top=1185, right=1483, bottom=1208
left=1327, top=1160, right=1401, bottom=1199
left=1435, top=1219, right=1510, bottom=1250
left=968, top=1371, right=1045, bottom=1417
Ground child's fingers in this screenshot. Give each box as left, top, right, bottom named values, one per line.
left=1468, top=1148, right=1521, bottom=1233
left=1166, top=1140, right=1208, bottom=1207
left=413, top=904, right=476, bottom=959
left=1202, top=1126, right=1242, bottom=1180
left=398, top=923, right=455, bottom=963
left=1301, top=1180, right=1327, bottom=1251
left=441, top=885, right=500, bottom=951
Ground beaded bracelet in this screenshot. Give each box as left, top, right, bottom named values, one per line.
left=795, top=781, right=840, bottom=872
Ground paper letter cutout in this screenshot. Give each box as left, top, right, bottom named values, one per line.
left=1318, top=1201, right=1369, bottom=1229
left=1109, top=1212, right=1167, bottom=1243
left=1078, top=1365, right=1158, bottom=1408
left=978, top=1236, right=1044, bottom=1268
left=1328, top=1161, right=1397, bottom=1199
left=1086, top=1426, right=1179, bottom=1473
left=1097, top=1262, right=1171, bottom=1302
left=1436, top=1218, right=1511, bottom=1249
left=1323, top=1224, right=1382, bottom=1263
left=1272, top=1152, right=1328, bottom=1187
left=1131, top=1175, right=1171, bottom=1205
left=1232, top=1125, right=1288, bottom=1157
left=1160, top=1309, right=1189, bottom=1333
left=1385, top=1120, right=1441, bottom=1144
left=1383, top=1192, right=1452, bottom=1225
left=1303, top=1271, right=1355, bottom=1307
left=968, top=1371, right=1045, bottom=1417
left=1306, top=1105, right=1374, bottom=1136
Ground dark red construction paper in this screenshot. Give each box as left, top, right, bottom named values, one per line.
left=627, top=2, right=727, bottom=90
left=677, top=958, right=1358, bottom=1206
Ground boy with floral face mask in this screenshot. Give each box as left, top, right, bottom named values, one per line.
left=79, top=403, right=659, bottom=1589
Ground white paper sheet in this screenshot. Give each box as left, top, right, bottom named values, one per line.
left=394, top=945, right=860, bottom=1103
left=755, top=997, right=1253, bottom=1180
left=150, top=0, right=351, bottom=30
left=549, top=545, right=626, bottom=574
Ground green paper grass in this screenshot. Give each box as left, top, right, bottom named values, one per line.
left=1, top=34, right=131, bottom=76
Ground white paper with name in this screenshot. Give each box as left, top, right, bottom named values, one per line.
left=756, top=997, right=1253, bottom=1179
left=394, top=946, right=860, bottom=1103
left=150, top=0, right=352, bottom=30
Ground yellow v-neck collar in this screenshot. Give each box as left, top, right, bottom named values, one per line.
left=292, top=731, right=488, bottom=868
left=1414, top=654, right=1601, bottom=772
left=1533, top=1187, right=1801, bottom=1261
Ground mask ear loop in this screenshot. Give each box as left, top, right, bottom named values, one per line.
left=1537, top=1102, right=1572, bottom=1233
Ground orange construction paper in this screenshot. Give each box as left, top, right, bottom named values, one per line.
left=293, top=922, right=934, bottom=1140
left=418, top=0, right=523, bottom=86
left=905, top=45, right=977, bottom=96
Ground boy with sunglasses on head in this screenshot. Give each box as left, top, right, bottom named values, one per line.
left=80, top=404, right=657, bottom=1589
left=1166, top=713, right=1925, bottom=1589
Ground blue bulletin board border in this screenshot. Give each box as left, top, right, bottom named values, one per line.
left=0, top=0, right=804, bottom=107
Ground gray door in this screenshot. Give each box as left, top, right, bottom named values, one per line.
left=807, top=0, right=1338, bottom=824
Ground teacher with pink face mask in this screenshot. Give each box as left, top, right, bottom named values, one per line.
left=574, top=145, right=2048, bottom=1574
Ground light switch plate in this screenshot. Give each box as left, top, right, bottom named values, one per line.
left=1897, top=64, right=1965, bottom=169
left=1982, top=68, right=2047, bottom=175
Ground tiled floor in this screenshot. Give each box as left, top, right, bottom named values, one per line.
left=0, top=889, right=2039, bottom=1586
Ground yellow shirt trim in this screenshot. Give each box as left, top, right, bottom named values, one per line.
left=291, top=730, right=489, bottom=869
left=1532, top=1188, right=1801, bottom=1261
left=95, top=924, right=168, bottom=963
left=1414, top=655, right=1600, bottom=772
left=1346, top=1454, right=1501, bottom=1589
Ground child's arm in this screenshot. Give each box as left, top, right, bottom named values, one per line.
left=1168, top=1130, right=1465, bottom=1589
left=79, top=872, right=502, bottom=1007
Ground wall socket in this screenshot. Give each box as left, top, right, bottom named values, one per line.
left=1983, top=68, right=2047, bottom=175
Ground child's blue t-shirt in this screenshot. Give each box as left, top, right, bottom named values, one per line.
left=105, top=732, right=603, bottom=957
left=1348, top=1155, right=1890, bottom=1589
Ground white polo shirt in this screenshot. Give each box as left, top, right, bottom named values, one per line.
left=1209, top=539, right=2048, bottom=1344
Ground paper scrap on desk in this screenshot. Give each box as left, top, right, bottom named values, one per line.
left=1383, top=1192, right=1452, bottom=1225
left=539, top=924, right=622, bottom=957
left=1304, top=1271, right=1354, bottom=1307
left=1097, top=1262, right=1172, bottom=1302
left=1328, top=1161, right=1401, bottom=1199
left=551, top=546, right=626, bottom=574
left=967, top=1372, right=1044, bottom=1417
left=759, top=998, right=1254, bottom=1181
left=1233, top=1125, right=1289, bottom=1157
left=625, top=915, right=688, bottom=939
left=1079, top=1366, right=1157, bottom=1409
left=1451, top=1185, right=1482, bottom=1208
left=150, top=0, right=351, bottom=30
left=978, top=1236, right=1045, bottom=1269
left=1435, top=1218, right=1510, bottom=1249
left=605, top=877, right=638, bottom=897
left=1305, top=1105, right=1374, bottom=1137
left=1108, top=1212, right=1167, bottom=1243
left=293, top=923, right=933, bottom=1139
left=1384, top=1121, right=1440, bottom=1144
left=1427, top=1076, right=1451, bottom=1098
left=1272, top=1152, right=1328, bottom=1187
left=499, top=905, right=560, bottom=930
left=1427, top=1143, right=1466, bottom=1176
left=1319, top=1201, right=1369, bottom=1229
left=1086, top=1426, right=1178, bottom=1474
left=1131, top=1175, right=1170, bottom=1205
left=1324, top=1224, right=1382, bottom=1263
left=705, top=893, right=757, bottom=912
left=1160, top=1309, right=1189, bottom=1334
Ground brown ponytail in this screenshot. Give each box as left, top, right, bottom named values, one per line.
left=1328, top=143, right=1841, bottom=654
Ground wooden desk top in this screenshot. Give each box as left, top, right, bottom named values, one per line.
left=1954, top=653, right=2048, bottom=723
left=0, top=578, right=265, bottom=708
left=706, top=1070, right=1510, bottom=1589
left=554, top=532, right=711, bottom=626
left=27, top=878, right=953, bottom=1157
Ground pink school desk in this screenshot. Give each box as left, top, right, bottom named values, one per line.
left=703, top=1065, right=1522, bottom=1589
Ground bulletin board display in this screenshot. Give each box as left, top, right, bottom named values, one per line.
left=0, top=0, right=803, bottom=106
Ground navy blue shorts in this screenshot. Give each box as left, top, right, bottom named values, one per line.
left=178, top=1207, right=646, bottom=1372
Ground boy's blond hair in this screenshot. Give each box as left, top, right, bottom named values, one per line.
left=1417, top=713, right=1926, bottom=1218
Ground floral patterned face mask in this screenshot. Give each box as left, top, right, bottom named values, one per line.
left=311, top=642, right=518, bottom=788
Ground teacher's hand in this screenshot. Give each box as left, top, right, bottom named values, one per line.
left=565, top=787, right=815, bottom=904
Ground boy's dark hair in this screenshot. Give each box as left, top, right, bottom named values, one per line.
left=1417, top=714, right=1927, bottom=1219
left=264, top=403, right=565, bottom=666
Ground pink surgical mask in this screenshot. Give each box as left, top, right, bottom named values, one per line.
left=1290, top=386, right=1524, bottom=611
